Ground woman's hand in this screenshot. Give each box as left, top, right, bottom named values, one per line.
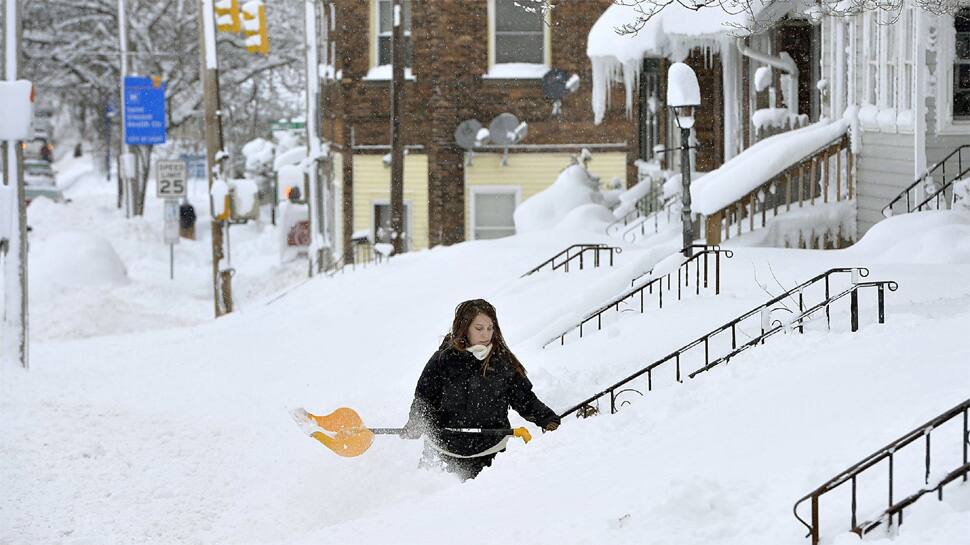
left=543, top=421, right=560, bottom=431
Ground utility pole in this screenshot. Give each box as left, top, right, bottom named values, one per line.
left=198, top=0, right=233, bottom=317
left=389, top=0, right=405, bottom=255
left=117, top=0, right=132, bottom=217
left=2, top=0, right=28, bottom=369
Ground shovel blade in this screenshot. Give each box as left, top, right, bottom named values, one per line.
left=313, top=407, right=365, bottom=433
left=311, top=428, right=374, bottom=457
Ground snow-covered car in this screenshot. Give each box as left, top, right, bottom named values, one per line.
left=24, top=159, right=64, bottom=205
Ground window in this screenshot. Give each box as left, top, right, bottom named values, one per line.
left=376, top=0, right=412, bottom=67
left=471, top=188, right=519, bottom=240
left=373, top=202, right=410, bottom=250
left=884, top=12, right=896, bottom=109
left=494, top=0, right=543, bottom=64
left=955, top=8, right=970, bottom=119
left=487, top=0, right=550, bottom=77
left=864, top=13, right=880, bottom=105
left=900, top=7, right=914, bottom=113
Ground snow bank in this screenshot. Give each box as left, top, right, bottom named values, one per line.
left=849, top=211, right=970, bottom=264
left=513, top=165, right=607, bottom=233
left=30, top=231, right=129, bottom=287
left=691, top=119, right=849, bottom=215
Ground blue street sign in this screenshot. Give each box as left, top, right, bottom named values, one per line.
left=124, top=76, right=167, bottom=145
left=179, top=153, right=208, bottom=179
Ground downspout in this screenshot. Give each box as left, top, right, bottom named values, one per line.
left=737, top=37, right=800, bottom=117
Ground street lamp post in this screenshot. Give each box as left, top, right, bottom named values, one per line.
left=666, top=62, right=701, bottom=258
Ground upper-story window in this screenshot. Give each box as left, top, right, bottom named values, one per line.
left=955, top=8, right=970, bottom=119
left=487, top=0, right=550, bottom=78
left=376, top=0, right=412, bottom=67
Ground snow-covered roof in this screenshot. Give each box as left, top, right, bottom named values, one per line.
left=690, top=119, right=850, bottom=215
left=586, top=2, right=791, bottom=124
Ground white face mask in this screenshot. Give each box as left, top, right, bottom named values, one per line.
left=466, top=344, right=492, bottom=361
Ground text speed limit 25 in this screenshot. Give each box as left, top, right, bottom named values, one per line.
left=156, top=160, right=188, bottom=199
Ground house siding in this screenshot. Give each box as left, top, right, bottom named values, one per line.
left=463, top=152, right=627, bottom=237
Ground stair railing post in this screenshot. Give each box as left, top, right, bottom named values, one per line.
left=850, top=288, right=859, bottom=332
left=811, top=494, right=821, bottom=545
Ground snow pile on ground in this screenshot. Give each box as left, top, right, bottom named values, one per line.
left=513, top=165, right=609, bottom=233
left=850, top=210, right=970, bottom=263
left=691, top=119, right=850, bottom=215
left=52, top=153, right=100, bottom=191
left=30, top=230, right=129, bottom=287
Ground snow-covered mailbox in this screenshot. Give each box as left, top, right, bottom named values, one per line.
left=666, top=62, right=700, bottom=256
left=0, top=81, right=34, bottom=141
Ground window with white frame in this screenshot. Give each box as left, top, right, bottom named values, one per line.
left=471, top=188, right=518, bottom=240
left=884, top=12, right=897, bottom=109
left=491, top=0, right=547, bottom=67
left=955, top=8, right=970, bottom=119
left=900, top=7, right=914, bottom=113
left=864, top=13, right=880, bottom=105
left=376, top=0, right=412, bottom=67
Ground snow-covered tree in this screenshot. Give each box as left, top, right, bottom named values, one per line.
left=21, top=0, right=306, bottom=214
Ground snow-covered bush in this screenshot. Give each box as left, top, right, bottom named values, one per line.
left=513, top=165, right=608, bottom=233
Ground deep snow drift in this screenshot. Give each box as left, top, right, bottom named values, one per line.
left=1, top=164, right=968, bottom=545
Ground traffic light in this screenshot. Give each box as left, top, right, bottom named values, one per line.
left=213, top=0, right=240, bottom=33
left=241, top=1, right=269, bottom=55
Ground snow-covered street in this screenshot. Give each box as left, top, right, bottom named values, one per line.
left=2, top=159, right=969, bottom=544
left=6, top=1, right=970, bottom=543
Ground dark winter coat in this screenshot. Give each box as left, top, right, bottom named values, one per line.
left=406, top=341, right=560, bottom=457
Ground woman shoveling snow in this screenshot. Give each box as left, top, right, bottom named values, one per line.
left=292, top=299, right=560, bottom=480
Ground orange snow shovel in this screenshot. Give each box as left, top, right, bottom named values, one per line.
left=291, top=407, right=532, bottom=458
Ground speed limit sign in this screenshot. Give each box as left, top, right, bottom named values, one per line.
left=156, top=160, right=188, bottom=199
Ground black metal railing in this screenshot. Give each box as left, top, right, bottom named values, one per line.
left=606, top=181, right=663, bottom=236
left=883, top=145, right=970, bottom=217
left=559, top=268, right=898, bottom=419
left=793, top=398, right=970, bottom=545
left=620, top=200, right=677, bottom=243
left=542, top=245, right=733, bottom=347
left=521, top=243, right=622, bottom=277
left=325, top=240, right=390, bottom=277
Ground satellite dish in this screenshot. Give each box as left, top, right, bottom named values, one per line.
left=455, top=119, right=483, bottom=150
left=488, top=113, right=521, bottom=146
left=542, top=69, right=569, bottom=100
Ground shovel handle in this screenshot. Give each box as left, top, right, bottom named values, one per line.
left=369, top=427, right=516, bottom=436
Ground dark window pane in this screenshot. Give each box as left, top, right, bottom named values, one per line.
left=955, top=8, right=970, bottom=32
left=957, top=36, right=970, bottom=59
left=953, top=91, right=970, bottom=117
left=495, top=0, right=542, bottom=32
left=379, top=1, right=411, bottom=34
left=495, top=33, right=543, bottom=64
left=959, top=64, right=970, bottom=90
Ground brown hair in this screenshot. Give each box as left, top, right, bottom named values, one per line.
left=449, top=299, right=527, bottom=377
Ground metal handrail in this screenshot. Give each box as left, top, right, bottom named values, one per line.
left=793, top=398, right=970, bottom=545
left=706, top=132, right=851, bottom=247
left=521, top=243, right=622, bottom=277
left=542, top=245, right=733, bottom=348
left=620, top=197, right=677, bottom=243
left=325, top=241, right=390, bottom=277
left=559, top=268, right=895, bottom=419
left=882, top=145, right=970, bottom=217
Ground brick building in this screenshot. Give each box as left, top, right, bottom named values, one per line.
left=320, top=0, right=639, bottom=255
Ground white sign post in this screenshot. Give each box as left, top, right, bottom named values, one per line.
left=157, top=160, right=187, bottom=279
